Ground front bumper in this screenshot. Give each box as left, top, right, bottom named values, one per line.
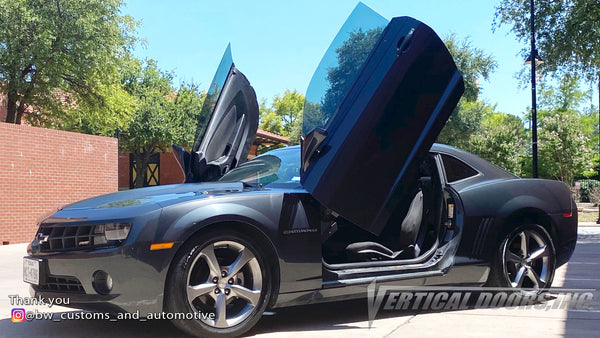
left=24, top=205, right=186, bottom=314
left=26, top=244, right=170, bottom=315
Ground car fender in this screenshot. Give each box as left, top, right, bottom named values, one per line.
left=496, top=195, right=549, bottom=220
left=457, top=178, right=571, bottom=261
left=155, top=193, right=323, bottom=295
left=162, top=202, right=279, bottom=244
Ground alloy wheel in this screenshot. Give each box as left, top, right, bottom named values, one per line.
left=186, top=240, right=263, bottom=328
left=501, top=228, right=552, bottom=290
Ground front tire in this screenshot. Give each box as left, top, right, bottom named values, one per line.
left=487, top=224, right=556, bottom=292
left=165, top=229, right=272, bottom=337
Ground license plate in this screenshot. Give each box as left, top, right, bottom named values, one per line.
left=23, top=258, right=40, bottom=285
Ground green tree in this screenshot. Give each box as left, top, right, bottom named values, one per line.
left=259, top=89, right=305, bottom=145
left=271, top=89, right=304, bottom=144
left=119, top=60, right=204, bottom=188
left=173, top=83, right=207, bottom=148
left=538, top=112, right=593, bottom=186
left=495, top=0, right=600, bottom=83
left=470, top=112, right=528, bottom=176
left=438, top=100, right=495, bottom=151
left=436, top=35, right=534, bottom=175
left=258, top=99, right=282, bottom=136
left=437, top=35, right=497, bottom=148
left=537, top=75, right=597, bottom=158
left=538, top=74, right=593, bottom=113
left=534, top=74, right=597, bottom=184
left=495, top=1, right=600, bottom=178
left=25, top=75, right=138, bottom=135
left=444, top=34, right=497, bottom=102
left=0, top=0, right=137, bottom=125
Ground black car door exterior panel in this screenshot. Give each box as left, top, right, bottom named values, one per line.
left=301, top=17, right=464, bottom=235
left=191, top=67, right=259, bottom=182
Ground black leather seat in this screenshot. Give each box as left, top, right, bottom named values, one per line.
left=345, top=189, right=424, bottom=262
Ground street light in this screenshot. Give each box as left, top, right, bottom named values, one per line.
left=524, top=49, right=543, bottom=65
left=597, top=81, right=600, bottom=224
left=525, top=50, right=544, bottom=82
left=527, top=0, right=539, bottom=179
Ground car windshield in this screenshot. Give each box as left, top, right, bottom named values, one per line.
left=218, top=146, right=301, bottom=187
left=302, top=3, right=388, bottom=136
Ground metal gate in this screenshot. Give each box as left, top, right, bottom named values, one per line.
left=129, top=153, right=160, bottom=188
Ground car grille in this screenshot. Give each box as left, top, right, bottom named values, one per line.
left=36, top=275, right=85, bottom=294
left=37, top=224, right=96, bottom=251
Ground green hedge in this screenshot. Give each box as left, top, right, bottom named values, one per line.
left=577, top=179, right=600, bottom=203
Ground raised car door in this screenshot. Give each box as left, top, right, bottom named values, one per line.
left=177, top=44, right=259, bottom=182
left=301, top=8, right=464, bottom=235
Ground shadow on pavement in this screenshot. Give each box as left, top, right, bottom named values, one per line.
left=2, top=235, right=598, bottom=337
left=250, top=298, right=384, bottom=335
left=0, top=315, right=191, bottom=337
left=562, top=237, right=600, bottom=338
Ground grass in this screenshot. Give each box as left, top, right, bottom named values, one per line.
left=578, top=211, right=599, bottom=223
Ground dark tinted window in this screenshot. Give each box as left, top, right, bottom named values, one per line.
left=441, top=154, right=478, bottom=183
left=302, top=3, right=387, bottom=135
left=193, top=44, right=233, bottom=151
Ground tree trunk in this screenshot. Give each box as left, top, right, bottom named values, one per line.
left=5, top=91, right=18, bottom=124
left=133, top=151, right=149, bottom=189
left=15, top=102, right=26, bottom=125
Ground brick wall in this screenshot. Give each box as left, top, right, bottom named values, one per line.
left=160, top=152, right=185, bottom=185
left=0, top=123, right=118, bottom=244
left=118, top=153, right=129, bottom=188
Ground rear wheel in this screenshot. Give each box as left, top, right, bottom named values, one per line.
left=487, top=224, right=555, bottom=292
left=165, top=230, right=271, bottom=337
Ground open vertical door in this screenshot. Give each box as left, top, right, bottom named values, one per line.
left=301, top=5, right=464, bottom=235
left=174, top=45, right=259, bottom=182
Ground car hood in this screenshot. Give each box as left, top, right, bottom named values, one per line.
left=61, top=182, right=245, bottom=211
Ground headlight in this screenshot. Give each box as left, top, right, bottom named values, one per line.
left=93, top=223, right=131, bottom=245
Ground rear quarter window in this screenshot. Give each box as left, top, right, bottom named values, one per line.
left=441, top=154, right=478, bottom=183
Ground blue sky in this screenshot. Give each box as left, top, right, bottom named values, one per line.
left=122, top=0, right=596, bottom=118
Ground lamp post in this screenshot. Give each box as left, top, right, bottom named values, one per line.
left=527, top=0, right=538, bottom=178
left=597, top=81, right=600, bottom=224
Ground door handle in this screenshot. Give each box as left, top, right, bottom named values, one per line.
left=397, top=28, right=415, bottom=56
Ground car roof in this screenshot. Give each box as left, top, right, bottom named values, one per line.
left=262, top=143, right=516, bottom=182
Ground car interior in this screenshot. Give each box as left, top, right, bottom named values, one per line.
left=321, top=154, right=446, bottom=266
